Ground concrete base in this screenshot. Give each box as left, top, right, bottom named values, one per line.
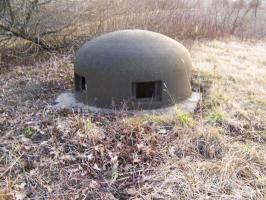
left=54, top=92, right=201, bottom=115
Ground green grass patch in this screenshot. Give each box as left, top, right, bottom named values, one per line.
left=23, top=126, right=34, bottom=137
left=176, top=110, right=194, bottom=127
left=206, top=109, right=229, bottom=124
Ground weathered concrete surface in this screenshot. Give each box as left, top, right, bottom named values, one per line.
left=54, top=92, right=200, bottom=115
left=74, top=29, right=192, bottom=109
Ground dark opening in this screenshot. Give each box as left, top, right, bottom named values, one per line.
left=75, top=73, right=81, bottom=91
left=133, top=81, right=162, bottom=100
left=75, top=73, right=86, bottom=91
left=81, top=77, right=86, bottom=90
left=136, top=82, right=155, bottom=98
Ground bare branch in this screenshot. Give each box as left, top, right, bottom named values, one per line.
left=6, top=0, right=14, bottom=23
left=0, top=0, right=77, bottom=51
left=40, top=24, right=72, bottom=36
left=24, top=0, right=39, bottom=27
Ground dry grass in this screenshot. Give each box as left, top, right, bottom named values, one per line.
left=0, top=39, right=266, bottom=199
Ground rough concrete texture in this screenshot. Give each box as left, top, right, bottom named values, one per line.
left=74, top=29, right=192, bottom=109
left=54, top=92, right=200, bottom=116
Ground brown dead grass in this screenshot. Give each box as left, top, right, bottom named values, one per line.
left=0, top=39, right=265, bottom=199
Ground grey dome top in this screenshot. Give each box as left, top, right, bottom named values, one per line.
left=74, top=30, right=192, bottom=109
left=75, top=29, right=190, bottom=72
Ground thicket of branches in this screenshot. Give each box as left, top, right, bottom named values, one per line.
left=0, top=0, right=78, bottom=50
left=0, top=0, right=265, bottom=52
left=84, top=0, right=264, bottom=39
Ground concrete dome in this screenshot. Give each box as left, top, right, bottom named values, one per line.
left=74, top=30, right=192, bottom=109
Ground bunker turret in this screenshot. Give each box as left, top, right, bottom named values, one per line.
left=74, top=30, right=192, bottom=109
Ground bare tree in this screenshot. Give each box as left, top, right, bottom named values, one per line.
left=0, top=0, right=75, bottom=50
